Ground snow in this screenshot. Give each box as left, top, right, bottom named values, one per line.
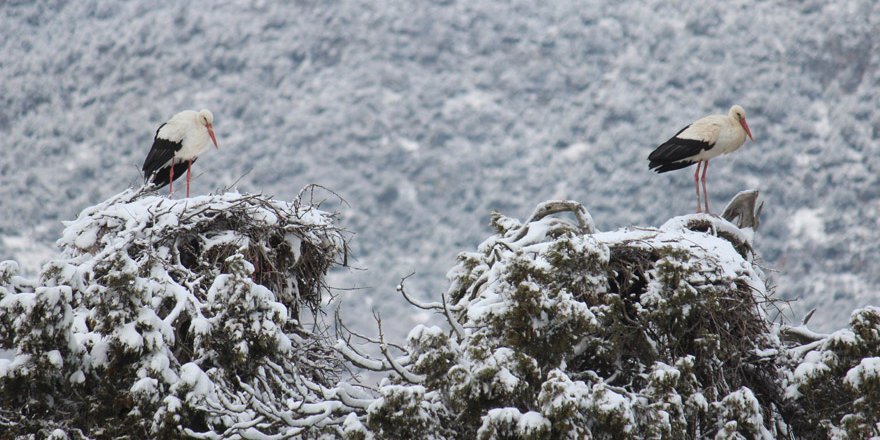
left=789, top=208, right=828, bottom=245
left=594, top=385, right=634, bottom=429
left=558, top=141, right=594, bottom=161
left=397, top=137, right=420, bottom=153
left=478, top=408, right=551, bottom=438
left=179, top=363, right=213, bottom=398
left=118, top=321, right=144, bottom=353
left=47, top=429, right=69, bottom=440
left=719, top=388, right=774, bottom=439
left=688, top=392, right=709, bottom=412
left=3, top=1, right=879, bottom=339
left=73, top=226, right=99, bottom=250
left=0, top=189, right=353, bottom=435
left=650, top=362, right=681, bottom=385
left=131, top=377, right=159, bottom=399
left=406, top=324, right=444, bottom=344
left=341, top=413, right=375, bottom=440
left=90, top=339, right=110, bottom=367
left=517, top=410, right=550, bottom=433
left=190, top=317, right=212, bottom=335
left=844, top=357, right=880, bottom=389
left=69, top=369, right=85, bottom=384
left=787, top=350, right=833, bottom=398
left=45, top=349, right=63, bottom=368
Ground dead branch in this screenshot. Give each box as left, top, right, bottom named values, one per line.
left=374, top=311, right=425, bottom=384
left=780, top=324, right=829, bottom=345
left=721, top=189, right=763, bottom=230
left=525, top=200, right=597, bottom=234
left=397, top=272, right=446, bottom=311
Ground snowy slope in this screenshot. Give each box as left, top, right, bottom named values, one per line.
left=1, top=0, right=879, bottom=334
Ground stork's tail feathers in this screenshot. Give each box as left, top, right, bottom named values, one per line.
left=649, top=160, right=696, bottom=173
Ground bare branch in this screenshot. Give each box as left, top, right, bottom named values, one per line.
left=397, top=272, right=445, bottom=311
left=780, top=325, right=829, bottom=345
left=721, top=189, right=762, bottom=230
left=525, top=200, right=597, bottom=234
left=375, top=311, right=425, bottom=384
left=801, top=308, right=816, bottom=326
left=441, top=291, right=466, bottom=340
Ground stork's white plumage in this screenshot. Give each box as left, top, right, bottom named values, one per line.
left=142, top=109, right=218, bottom=197
left=648, top=105, right=754, bottom=213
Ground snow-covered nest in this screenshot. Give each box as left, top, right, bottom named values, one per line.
left=338, top=198, right=791, bottom=438
left=452, top=201, right=774, bottom=389
left=0, top=188, right=355, bottom=438
left=58, top=187, right=346, bottom=316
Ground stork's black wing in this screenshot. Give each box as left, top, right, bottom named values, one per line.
left=142, top=123, right=183, bottom=183
left=149, top=160, right=195, bottom=189
left=647, top=125, right=714, bottom=173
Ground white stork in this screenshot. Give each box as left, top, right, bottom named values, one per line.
left=648, top=105, right=754, bottom=213
left=142, top=109, right=218, bottom=197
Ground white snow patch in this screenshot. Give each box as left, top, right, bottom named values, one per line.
left=789, top=208, right=828, bottom=244
left=118, top=322, right=144, bottom=352
left=559, top=141, right=593, bottom=161
left=442, top=90, right=496, bottom=116
left=45, top=350, right=63, bottom=368
left=812, top=101, right=831, bottom=138
left=131, top=377, right=159, bottom=398
left=73, top=227, right=99, bottom=250
left=478, top=408, right=550, bottom=437
left=844, top=357, right=880, bottom=389
left=518, top=411, right=551, bottom=435
left=179, top=363, right=213, bottom=398
left=69, top=370, right=86, bottom=384
left=47, top=429, right=68, bottom=440
left=398, top=137, right=420, bottom=152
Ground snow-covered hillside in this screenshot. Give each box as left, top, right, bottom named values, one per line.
left=2, top=1, right=879, bottom=336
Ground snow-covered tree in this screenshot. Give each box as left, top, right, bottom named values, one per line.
left=0, top=188, right=367, bottom=438
left=782, top=305, right=880, bottom=439
left=338, top=195, right=880, bottom=439
left=4, top=188, right=879, bottom=439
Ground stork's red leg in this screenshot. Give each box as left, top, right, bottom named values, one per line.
left=693, top=161, right=702, bottom=213
left=169, top=158, right=175, bottom=196
left=701, top=160, right=710, bottom=214
left=186, top=159, right=192, bottom=198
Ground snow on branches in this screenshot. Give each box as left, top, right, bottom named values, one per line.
left=781, top=305, right=880, bottom=438
left=337, top=197, right=797, bottom=439
left=3, top=188, right=879, bottom=439
left=0, top=187, right=361, bottom=438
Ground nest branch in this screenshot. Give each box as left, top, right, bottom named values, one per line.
left=524, top=200, right=597, bottom=234
left=721, top=189, right=763, bottom=230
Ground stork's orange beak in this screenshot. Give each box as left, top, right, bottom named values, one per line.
left=741, top=118, right=754, bottom=141
left=207, top=124, right=218, bottom=149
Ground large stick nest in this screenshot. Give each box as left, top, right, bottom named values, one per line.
left=59, top=185, right=349, bottom=319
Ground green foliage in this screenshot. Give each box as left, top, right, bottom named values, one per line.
left=786, top=306, right=880, bottom=439
left=476, top=409, right=551, bottom=440
left=406, top=325, right=458, bottom=388
left=366, top=384, right=452, bottom=440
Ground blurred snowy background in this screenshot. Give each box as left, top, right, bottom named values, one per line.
left=1, top=0, right=878, bottom=337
